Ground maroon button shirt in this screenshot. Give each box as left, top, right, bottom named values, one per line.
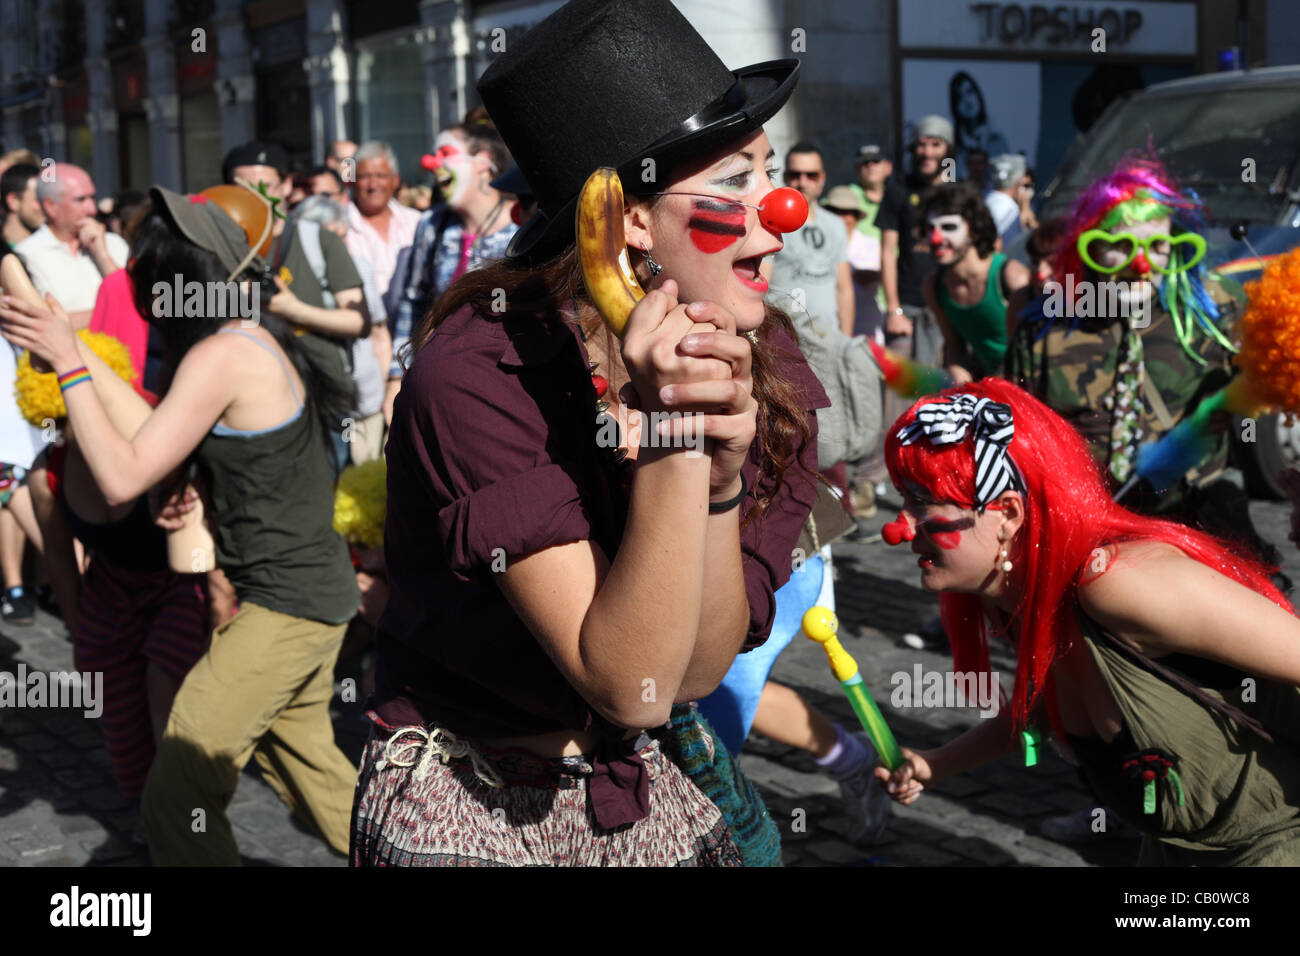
left=373, top=302, right=828, bottom=827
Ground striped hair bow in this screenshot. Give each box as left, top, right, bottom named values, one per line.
left=896, top=394, right=1026, bottom=510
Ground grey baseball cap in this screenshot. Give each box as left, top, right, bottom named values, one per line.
left=990, top=153, right=1028, bottom=189
left=913, top=114, right=954, bottom=145
left=149, top=185, right=266, bottom=281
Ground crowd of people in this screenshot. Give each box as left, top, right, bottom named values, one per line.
left=0, top=0, right=1298, bottom=867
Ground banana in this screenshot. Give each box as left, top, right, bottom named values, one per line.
left=1, top=252, right=50, bottom=311
left=576, top=167, right=644, bottom=338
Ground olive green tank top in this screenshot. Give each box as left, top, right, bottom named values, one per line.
left=936, top=252, right=1009, bottom=377
left=196, top=329, right=359, bottom=625
left=1066, top=611, right=1300, bottom=866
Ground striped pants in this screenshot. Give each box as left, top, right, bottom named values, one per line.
left=73, top=557, right=210, bottom=798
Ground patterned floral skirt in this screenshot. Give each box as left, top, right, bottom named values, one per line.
left=349, top=713, right=742, bottom=867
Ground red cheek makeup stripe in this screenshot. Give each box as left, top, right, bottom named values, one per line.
left=687, top=200, right=746, bottom=254
left=930, top=531, right=962, bottom=550
left=922, top=516, right=975, bottom=550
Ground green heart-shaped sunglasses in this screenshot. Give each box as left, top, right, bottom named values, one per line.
left=1077, top=229, right=1206, bottom=275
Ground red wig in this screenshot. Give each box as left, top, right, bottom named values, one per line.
left=884, top=379, right=1288, bottom=736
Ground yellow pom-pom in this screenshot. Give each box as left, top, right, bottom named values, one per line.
left=333, top=458, right=387, bottom=548
left=13, top=331, right=137, bottom=427
left=1239, top=247, right=1300, bottom=415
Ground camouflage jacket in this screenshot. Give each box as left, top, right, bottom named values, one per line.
left=1004, top=290, right=1236, bottom=492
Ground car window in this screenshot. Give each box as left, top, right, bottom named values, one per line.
left=1048, top=87, right=1300, bottom=225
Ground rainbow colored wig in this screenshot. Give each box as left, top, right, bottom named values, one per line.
left=1043, top=156, right=1232, bottom=363
left=885, top=379, right=1287, bottom=738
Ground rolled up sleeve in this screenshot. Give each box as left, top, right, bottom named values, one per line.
left=395, top=311, right=595, bottom=578
left=437, top=461, right=592, bottom=575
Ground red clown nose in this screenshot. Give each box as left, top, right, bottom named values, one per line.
left=421, top=144, right=458, bottom=172
left=881, top=512, right=915, bottom=546
left=1131, top=252, right=1152, bottom=275
left=758, top=188, right=808, bottom=234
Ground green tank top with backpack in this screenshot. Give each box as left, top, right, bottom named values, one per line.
left=197, top=328, right=359, bottom=625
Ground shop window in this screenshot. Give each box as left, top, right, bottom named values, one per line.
left=106, top=0, right=147, bottom=55
left=346, top=0, right=419, bottom=42
left=255, top=62, right=312, bottom=167
left=355, top=32, right=430, bottom=184
left=181, top=93, right=223, bottom=192
left=10, top=0, right=41, bottom=77
left=120, top=113, right=153, bottom=190
left=68, top=127, right=93, bottom=172
left=56, top=0, right=87, bottom=71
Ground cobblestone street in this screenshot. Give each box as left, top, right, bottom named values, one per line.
left=1, top=494, right=1294, bottom=867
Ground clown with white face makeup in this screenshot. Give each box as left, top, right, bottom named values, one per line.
left=998, top=154, right=1292, bottom=814
left=926, top=213, right=970, bottom=267
left=918, top=182, right=1029, bottom=384
left=350, top=0, right=837, bottom=869
left=383, top=122, right=519, bottom=422
left=425, top=130, right=492, bottom=208
left=1004, top=157, right=1250, bottom=501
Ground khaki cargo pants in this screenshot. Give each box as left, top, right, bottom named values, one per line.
left=141, top=602, right=355, bottom=865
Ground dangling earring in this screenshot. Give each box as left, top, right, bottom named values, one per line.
left=642, top=242, right=663, bottom=276
left=999, top=533, right=1013, bottom=573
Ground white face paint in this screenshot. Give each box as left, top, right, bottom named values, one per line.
left=926, top=213, right=969, bottom=261
left=429, top=131, right=480, bottom=208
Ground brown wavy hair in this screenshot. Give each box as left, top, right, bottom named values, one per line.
left=918, top=181, right=998, bottom=258
left=409, top=245, right=816, bottom=525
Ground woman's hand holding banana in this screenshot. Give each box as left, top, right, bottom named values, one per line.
left=578, top=168, right=755, bottom=499
left=619, top=280, right=755, bottom=498
left=658, top=299, right=756, bottom=501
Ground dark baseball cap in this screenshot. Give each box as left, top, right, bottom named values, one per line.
left=856, top=144, right=885, bottom=163
left=149, top=185, right=266, bottom=281
left=221, top=141, right=290, bottom=183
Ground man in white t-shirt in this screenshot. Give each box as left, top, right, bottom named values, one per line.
left=14, top=163, right=128, bottom=328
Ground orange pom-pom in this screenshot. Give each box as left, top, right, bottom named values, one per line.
left=1239, top=247, right=1300, bottom=414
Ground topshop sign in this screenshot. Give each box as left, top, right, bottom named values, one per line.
left=900, top=0, right=1197, bottom=56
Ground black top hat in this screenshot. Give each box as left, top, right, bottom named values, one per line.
left=478, top=0, right=798, bottom=262
left=490, top=165, right=534, bottom=199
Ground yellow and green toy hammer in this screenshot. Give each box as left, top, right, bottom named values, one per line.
left=802, top=607, right=904, bottom=771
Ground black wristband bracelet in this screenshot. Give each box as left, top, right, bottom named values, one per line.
left=708, top=472, right=748, bottom=514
